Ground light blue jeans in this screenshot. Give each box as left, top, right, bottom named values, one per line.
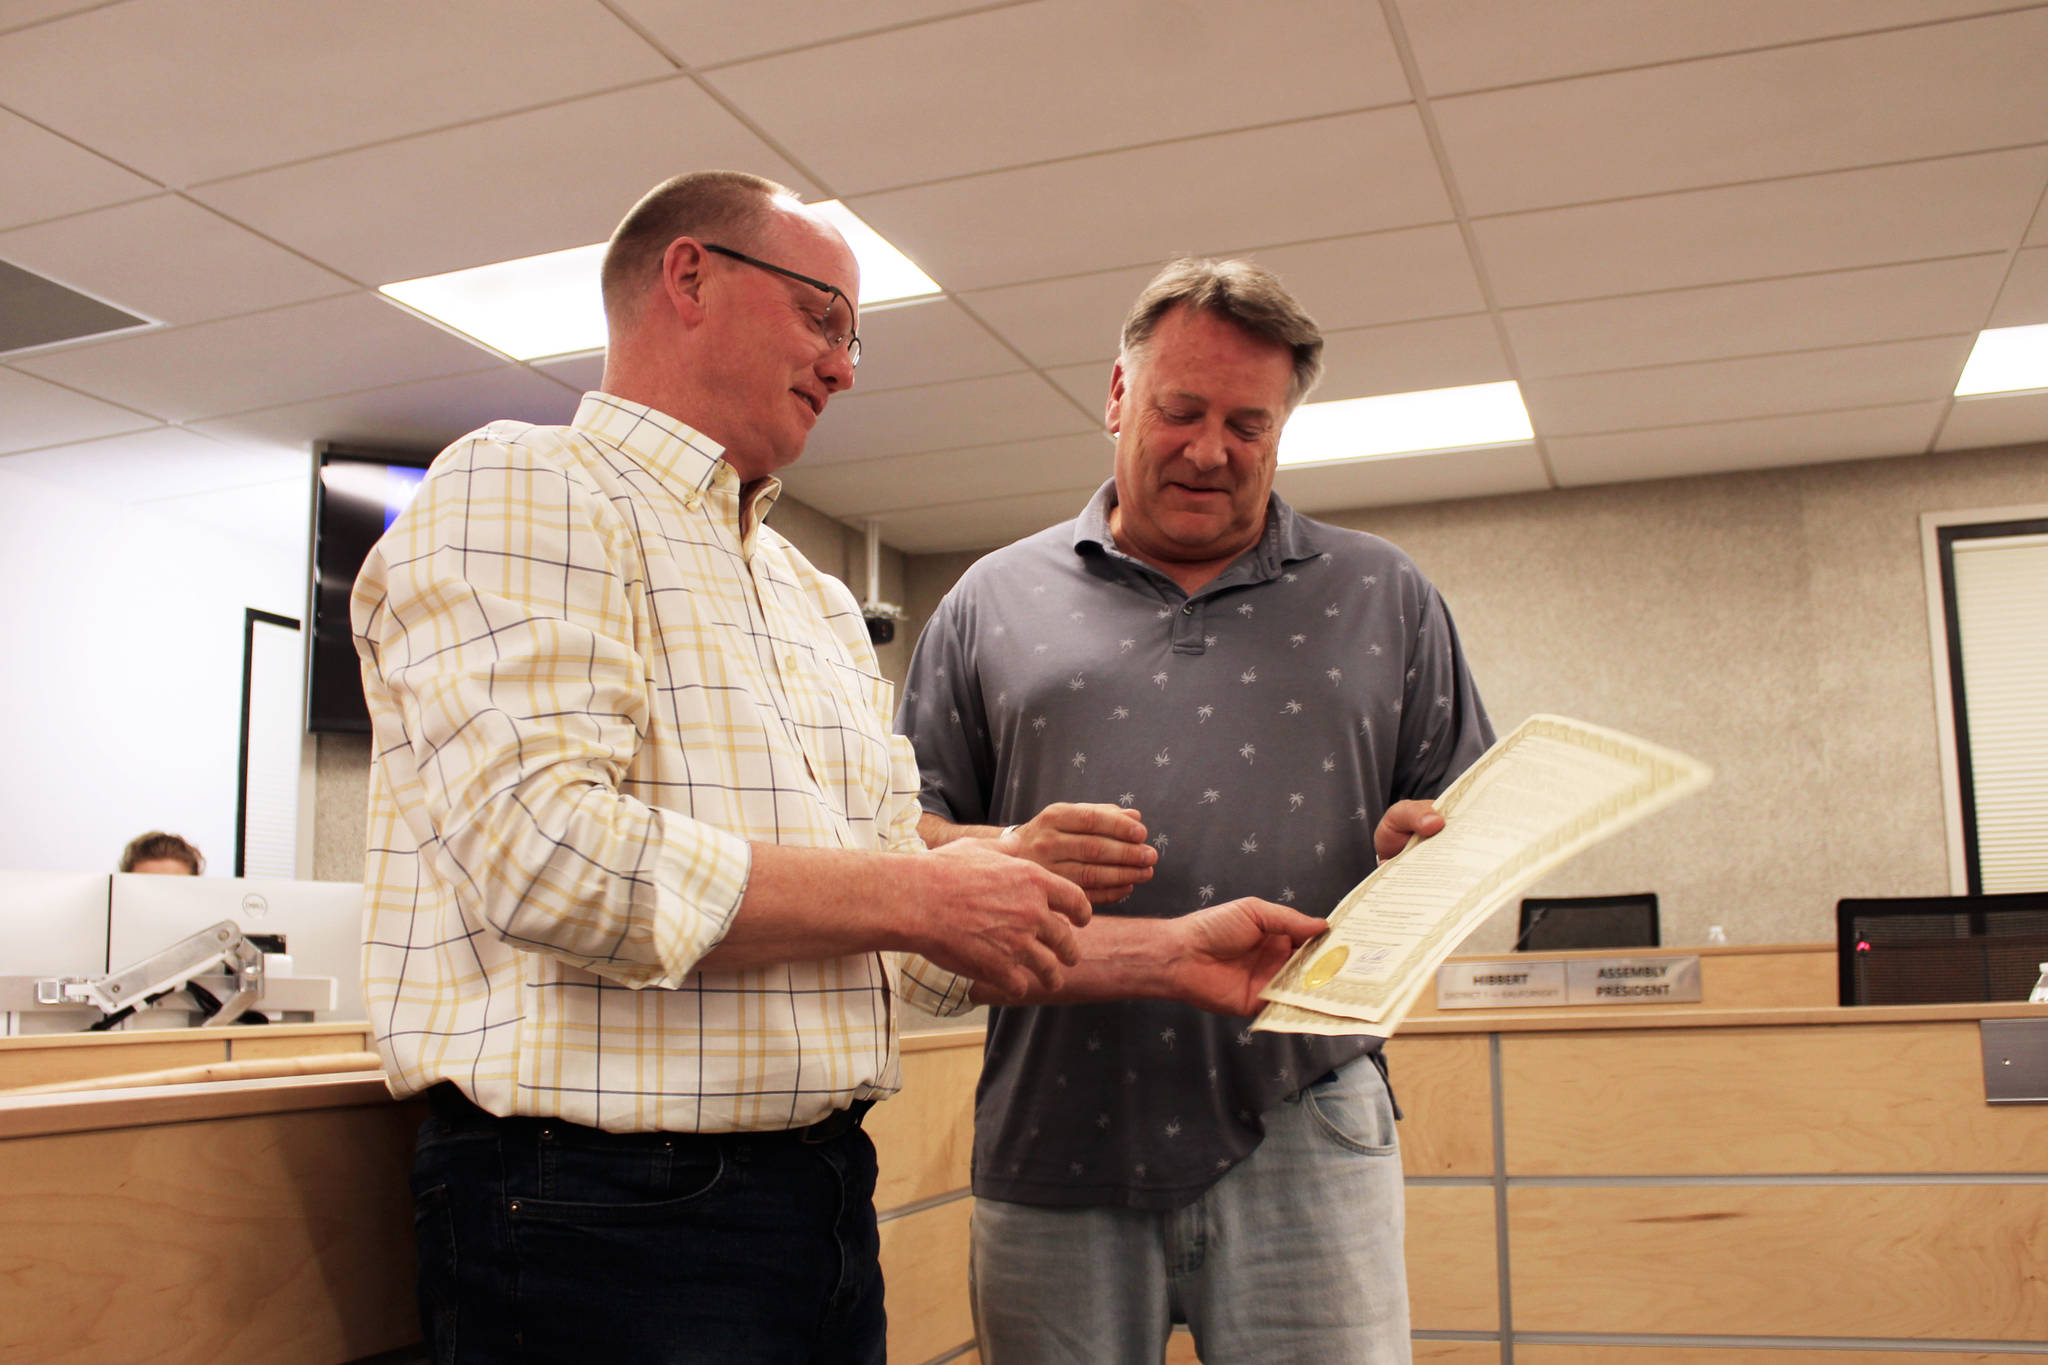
left=970, top=1053, right=1411, bottom=1365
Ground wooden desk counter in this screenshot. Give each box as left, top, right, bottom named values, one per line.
left=0, top=1062, right=419, bottom=1365
left=1385, top=973, right=2048, bottom=1362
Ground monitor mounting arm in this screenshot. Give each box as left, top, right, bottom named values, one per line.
left=34, top=920, right=265, bottom=1031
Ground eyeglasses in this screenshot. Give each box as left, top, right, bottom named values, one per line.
left=704, top=244, right=861, bottom=367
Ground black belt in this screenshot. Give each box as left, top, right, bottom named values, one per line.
left=425, top=1083, right=872, bottom=1144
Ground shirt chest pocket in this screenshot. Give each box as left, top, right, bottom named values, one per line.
left=781, top=651, right=897, bottom=834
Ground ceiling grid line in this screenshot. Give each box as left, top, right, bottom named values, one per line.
left=4, top=0, right=2046, bottom=552
left=1921, top=167, right=2048, bottom=453
left=1414, top=0, right=2048, bottom=100
left=1375, top=0, right=1556, bottom=487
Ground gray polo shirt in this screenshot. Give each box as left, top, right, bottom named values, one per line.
left=898, top=481, right=1492, bottom=1209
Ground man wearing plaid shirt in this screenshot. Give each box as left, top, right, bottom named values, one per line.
left=352, top=171, right=1325, bottom=1364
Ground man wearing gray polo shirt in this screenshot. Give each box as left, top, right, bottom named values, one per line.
left=897, top=258, right=1494, bottom=1364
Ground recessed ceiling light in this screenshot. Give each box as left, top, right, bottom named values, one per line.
left=378, top=202, right=940, bottom=363
left=381, top=242, right=608, bottom=362
left=1278, top=381, right=1534, bottom=468
left=1954, top=323, right=2048, bottom=397
left=809, top=200, right=941, bottom=307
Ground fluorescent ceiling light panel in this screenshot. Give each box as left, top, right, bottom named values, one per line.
left=1279, top=381, right=1534, bottom=467
left=1955, top=323, right=2048, bottom=396
left=808, top=200, right=941, bottom=306
left=379, top=203, right=938, bottom=362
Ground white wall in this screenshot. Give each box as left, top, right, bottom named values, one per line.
left=0, top=462, right=310, bottom=874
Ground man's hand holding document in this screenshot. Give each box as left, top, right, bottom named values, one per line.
left=1253, top=715, right=1712, bottom=1038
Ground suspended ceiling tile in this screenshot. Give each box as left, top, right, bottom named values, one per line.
left=863, top=482, right=1108, bottom=554
left=0, top=107, right=158, bottom=231
left=190, top=364, right=581, bottom=455
left=0, top=424, right=302, bottom=503
left=0, top=1, right=111, bottom=30
left=1934, top=390, right=2048, bottom=452
left=780, top=433, right=1112, bottom=519
left=1473, top=148, right=2048, bottom=308
left=0, top=0, right=673, bottom=186
left=1546, top=401, right=1946, bottom=485
left=846, top=108, right=1452, bottom=292
left=1042, top=362, right=1113, bottom=419
left=799, top=371, right=1096, bottom=467
left=848, top=297, right=1027, bottom=394
left=192, top=80, right=815, bottom=286
left=706, top=0, right=1406, bottom=194
left=1276, top=443, right=1550, bottom=513
left=961, top=264, right=1163, bottom=370
left=422, top=301, right=1013, bottom=410
left=1522, top=335, right=1976, bottom=436
left=1399, top=0, right=2024, bottom=96
left=0, top=194, right=354, bottom=326
left=1314, top=314, right=1510, bottom=402
left=611, top=0, right=1002, bottom=67
left=1503, top=254, right=2010, bottom=379
left=0, top=366, right=157, bottom=455
left=1239, top=227, right=1487, bottom=332
left=12, top=292, right=502, bottom=423
left=1988, top=247, right=2048, bottom=327
left=2030, top=209, right=2048, bottom=247
left=534, top=353, right=605, bottom=393
left=960, top=225, right=1487, bottom=372
left=1430, top=8, right=2048, bottom=215
left=1038, top=312, right=1514, bottom=414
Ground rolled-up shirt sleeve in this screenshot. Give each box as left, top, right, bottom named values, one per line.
left=355, top=435, right=750, bottom=989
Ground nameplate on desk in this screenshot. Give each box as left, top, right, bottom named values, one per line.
left=1437, top=956, right=1702, bottom=1009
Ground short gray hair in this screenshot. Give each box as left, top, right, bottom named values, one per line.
left=601, top=170, right=793, bottom=321
left=1119, top=257, right=1325, bottom=410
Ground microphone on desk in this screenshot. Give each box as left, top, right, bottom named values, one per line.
left=1510, top=907, right=1548, bottom=952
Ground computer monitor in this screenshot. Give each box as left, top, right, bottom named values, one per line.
left=108, top=874, right=366, bottom=1023
left=0, top=870, right=113, bottom=1035
left=1837, top=892, right=2048, bottom=1006
left=1516, top=893, right=1661, bottom=952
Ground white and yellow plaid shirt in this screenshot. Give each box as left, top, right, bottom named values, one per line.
left=353, top=392, right=970, bottom=1133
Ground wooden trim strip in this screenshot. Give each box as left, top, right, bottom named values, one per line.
left=0, top=1070, right=399, bottom=1140
left=3, top=1050, right=381, bottom=1096
left=1403, top=1000, right=2047, bottom=1034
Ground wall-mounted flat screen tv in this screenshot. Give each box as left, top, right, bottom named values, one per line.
left=306, top=442, right=434, bottom=734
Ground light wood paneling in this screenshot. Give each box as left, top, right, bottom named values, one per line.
left=0, top=1023, right=373, bottom=1091
left=1502, top=1021, right=2042, bottom=1174
left=878, top=1195, right=974, bottom=1365
left=0, top=1102, right=418, bottom=1364
left=1407, top=1184, right=1499, bottom=1332
left=871, top=1034, right=979, bottom=1213
left=1510, top=1183, right=2048, bottom=1340
left=1697, top=944, right=1836, bottom=1007
left=1386, top=1035, right=1494, bottom=1177
left=9, top=1051, right=379, bottom=1095
left=1, top=1036, right=223, bottom=1089
left=1414, top=1344, right=1500, bottom=1365
left=1171, top=1332, right=1497, bottom=1363
left=227, top=1027, right=373, bottom=1061
left=1520, top=1350, right=2024, bottom=1365
left=0, top=1071, right=399, bottom=1140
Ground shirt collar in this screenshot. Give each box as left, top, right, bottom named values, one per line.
left=572, top=391, right=781, bottom=522
left=1071, top=478, right=1324, bottom=580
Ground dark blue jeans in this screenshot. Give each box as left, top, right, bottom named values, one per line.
left=411, top=1087, right=885, bottom=1364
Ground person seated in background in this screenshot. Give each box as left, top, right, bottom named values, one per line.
left=118, top=830, right=203, bottom=876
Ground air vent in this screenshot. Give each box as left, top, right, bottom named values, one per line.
left=0, top=257, right=153, bottom=356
